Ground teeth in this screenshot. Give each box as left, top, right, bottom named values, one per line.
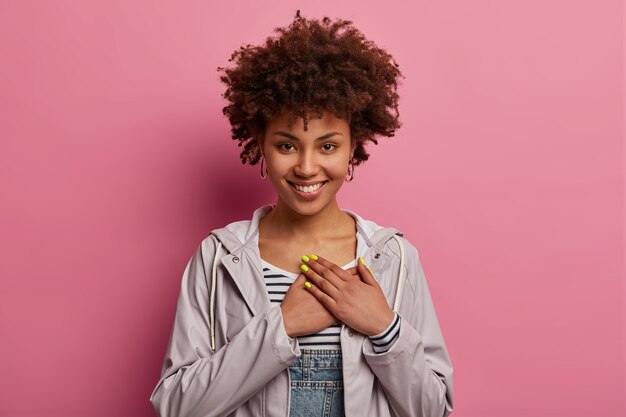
left=293, top=182, right=324, bottom=193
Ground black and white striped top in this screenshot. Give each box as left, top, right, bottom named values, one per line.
left=261, top=258, right=401, bottom=353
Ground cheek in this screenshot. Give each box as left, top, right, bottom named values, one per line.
left=265, top=159, right=291, bottom=187
left=327, top=157, right=351, bottom=177
left=265, top=157, right=286, bottom=174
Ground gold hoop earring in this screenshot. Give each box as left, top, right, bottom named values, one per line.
left=260, top=156, right=268, bottom=179
left=345, top=162, right=355, bottom=182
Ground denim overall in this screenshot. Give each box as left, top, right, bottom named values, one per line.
left=288, top=348, right=345, bottom=417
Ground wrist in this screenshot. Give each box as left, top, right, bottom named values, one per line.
left=367, top=309, right=396, bottom=336
left=368, top=312, right=401, bottom=354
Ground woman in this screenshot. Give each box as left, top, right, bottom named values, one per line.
left=150, top=10, right=454, bottom=417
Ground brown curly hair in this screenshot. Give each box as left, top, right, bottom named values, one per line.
left=217, top=10, right=404, bottom=166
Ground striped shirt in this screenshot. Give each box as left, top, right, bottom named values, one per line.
left=260, top=258, right=401, bottom=353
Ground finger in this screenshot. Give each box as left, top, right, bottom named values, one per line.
left=304, top=280, right=337, bottom=311
left=292, top=272, right=307, bottom=285
left=345, top=266, right=359, bottom=276
left=357, top=256, right=378, bottom=286
left=308, top=254, right=352, bottom=282
left=302, top=255, right=346, bottom=288
left=300, top=262, right=342, bottom=297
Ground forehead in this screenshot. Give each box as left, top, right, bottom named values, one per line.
left=266, top=109, right=349, bottom=135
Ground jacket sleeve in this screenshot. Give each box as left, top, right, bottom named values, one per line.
left=362, top=240, right=454, bottom=417
left=149, top=236, right=300, bottom=417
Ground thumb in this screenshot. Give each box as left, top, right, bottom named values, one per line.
left=357, top=257, right=378, bottom=285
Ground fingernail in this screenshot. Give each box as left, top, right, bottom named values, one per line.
left=300, top=264, right=309, bottom=272
left=310, top=254, right=318, bottom=261
left=301, top=255, right=310, bottom=262
left=304, top=281, right=312, bottom=289
left=359, top=256, right=366, bottom=265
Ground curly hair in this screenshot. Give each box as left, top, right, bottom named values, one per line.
left=217, top=10, right=404, bottom=166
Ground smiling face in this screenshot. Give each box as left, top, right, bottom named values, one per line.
left=259, top=109, right=355, bottom=218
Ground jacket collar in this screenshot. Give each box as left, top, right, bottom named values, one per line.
left=210, top=204, right=403, bottom=315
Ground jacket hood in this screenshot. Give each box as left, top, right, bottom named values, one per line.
left=210, top=204, right=403, bottom=257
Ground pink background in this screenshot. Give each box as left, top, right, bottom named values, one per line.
left=0, top=1, right=623, bottom=416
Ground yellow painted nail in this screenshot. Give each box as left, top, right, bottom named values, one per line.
left=359, top=256, right=366, bottom=265
left=310, top=254, right=318, bottom=261
left=300, top=264, right=309, bottom=272
left=304, top=281, right=312, bottom=289
left=301, top=255, right=310, bottom=262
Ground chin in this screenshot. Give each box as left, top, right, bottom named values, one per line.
left=290, top=202, right=327, bottom=216
left=279, top=196, right=333, bottom=216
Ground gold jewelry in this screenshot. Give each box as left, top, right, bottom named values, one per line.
left=260, top=156, right=267, bottom=179
left=345, top=162, right=355, bottom=182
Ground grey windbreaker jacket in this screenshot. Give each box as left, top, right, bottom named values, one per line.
left=150, top=205, right=454, bottom=417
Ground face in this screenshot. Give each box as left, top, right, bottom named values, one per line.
left=259, top=109, right=355, bottom=218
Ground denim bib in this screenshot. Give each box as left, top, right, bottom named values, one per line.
left=288, top=348, right=345, bottom=417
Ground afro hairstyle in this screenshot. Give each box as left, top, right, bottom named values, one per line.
left=217, top=10, right=404, bottom=166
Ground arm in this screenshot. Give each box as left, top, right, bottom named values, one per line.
left=362, top=242, right=454, bottom=417
left=149, top=236, right=300, bottom=417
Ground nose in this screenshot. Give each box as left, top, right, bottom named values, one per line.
left=293, top=149, right=319, bottom=178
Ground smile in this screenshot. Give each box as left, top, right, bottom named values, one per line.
left=292, top=182, right=325, bottom=192
left=288, top=181, right=328, bottom=198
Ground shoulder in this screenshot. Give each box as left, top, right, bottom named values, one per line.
left=188, top=226, right=234, bottom=268
left=198, top=214, right=258, bottom=256
left=384, top=234, right=420, bottom=263
left=347, top=207, right=421, bottom=261
left=203, top=205, right=272, bottom=252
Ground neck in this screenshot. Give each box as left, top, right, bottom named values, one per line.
left=262, top=198, right=353, bottom=241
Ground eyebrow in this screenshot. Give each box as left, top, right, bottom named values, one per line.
left=272, top=131, right=343, bottom=141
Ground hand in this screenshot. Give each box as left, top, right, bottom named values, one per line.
left=300, top=255, right=395, bottom=336
left=280, top=272, right=339, bottom=338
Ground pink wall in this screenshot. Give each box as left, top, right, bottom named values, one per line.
left=0, top=1, right=623, bottom=416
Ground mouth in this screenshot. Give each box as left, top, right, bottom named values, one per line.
left=287, top=180, right=328, bottom=198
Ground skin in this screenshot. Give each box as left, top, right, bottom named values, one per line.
left=256, top=109, right=395, bottom=337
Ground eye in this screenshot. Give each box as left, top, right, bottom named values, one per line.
left=322, top=143, right=337, bottom=152
left=278, top=143, right=294, bottom=152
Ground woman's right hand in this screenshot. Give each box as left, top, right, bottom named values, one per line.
left=281, top=272, right=342, bottom=337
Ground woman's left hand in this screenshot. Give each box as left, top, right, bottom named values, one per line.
left=299, top=254, right=395, bottom=336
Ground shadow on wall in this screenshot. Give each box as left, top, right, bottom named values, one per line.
left=202, top=133, right=276, bottom=225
